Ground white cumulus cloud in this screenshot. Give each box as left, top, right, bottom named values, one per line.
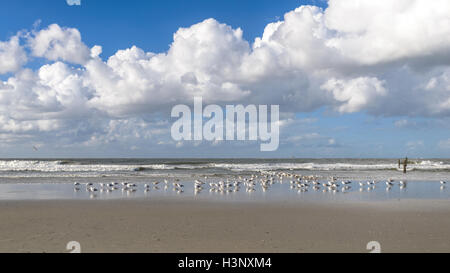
left=0, top=36, right=27, bottom=74
left=28, top=24, right=92, bottom=65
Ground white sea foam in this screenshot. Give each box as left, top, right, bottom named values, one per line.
left=213, top=161, right=450, bottom=172
left=0, top=160, right=173, bottom=173
left=0, top=160, right=448, bottom=176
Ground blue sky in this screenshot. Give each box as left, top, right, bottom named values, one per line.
left=0, top=0, right=449, bottom=158
left=0, top=0, right=326, bottom=55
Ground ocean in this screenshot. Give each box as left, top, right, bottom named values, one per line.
left=0, top=158, right=449, bottom=180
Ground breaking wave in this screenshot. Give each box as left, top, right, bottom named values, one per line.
left=0, top=159, right=448, bottom=174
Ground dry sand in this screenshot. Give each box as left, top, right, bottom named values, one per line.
left=0, top=199, right=450, bottom=253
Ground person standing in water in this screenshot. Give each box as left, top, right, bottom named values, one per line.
left=403, top=157, right=408, bottom=174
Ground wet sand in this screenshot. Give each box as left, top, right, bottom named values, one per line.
left=0, top=199, right=450, bottom=253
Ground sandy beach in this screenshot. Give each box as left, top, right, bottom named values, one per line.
left=1, top=199, right=450, bottom=253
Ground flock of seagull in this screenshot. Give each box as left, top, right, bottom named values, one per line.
left=73, top=171, right=448, bottom=198
left=74, top=179, right=186, bottom=196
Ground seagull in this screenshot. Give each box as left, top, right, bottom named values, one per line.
left=440, top=181, right=447, bottom=185
left=173, top=183, right=184, bottom=189
left=246, top=188, right=255, bottom=193
left=88, top=187, right=98, bottom=192
left=343, top=186, right=352, bottom=191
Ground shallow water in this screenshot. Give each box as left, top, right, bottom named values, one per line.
left=0, top=158, right=448, bottom=202
left=0, top=179, right=448, bottom=202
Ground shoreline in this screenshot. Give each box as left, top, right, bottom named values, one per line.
left=0, top=179, right=448, bottom=203
left=1, top=199, right=450, bottom=253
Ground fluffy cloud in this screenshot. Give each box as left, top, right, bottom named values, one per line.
left=325, top=0, right=450, bottom=66
left=28, top=24, right=93, bottom=65
left=0, top=36, right=27, bottom=74
left=1, top=0, right=450, bottom=148
left=86, top=19, right=252, bottom=116
left=321, top=77, right=387, bottom=113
